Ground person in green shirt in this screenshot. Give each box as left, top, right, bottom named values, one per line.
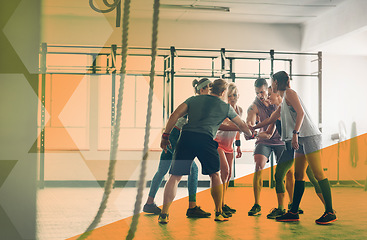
left=158, top=79, right=252, bottom=223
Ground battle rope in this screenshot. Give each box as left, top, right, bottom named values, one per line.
left=77, top=0, right=131, bottom=239
left=126, top=0, right=160, bottom=239
left=89, top=0, right=121, bottom=27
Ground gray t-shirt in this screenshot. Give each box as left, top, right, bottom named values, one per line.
left=182, top=95, right=238, bottom=138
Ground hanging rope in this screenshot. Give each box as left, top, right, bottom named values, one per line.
left=89, top=0, right=122, bottom=27
left=77, top=0, right=131, bottom=239
left=125, top=0, right=160, bottom=239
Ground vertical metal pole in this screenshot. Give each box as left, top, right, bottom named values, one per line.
left=166, top=55, right=171, bottom=119
left=211, top=57, right=215, bottom=77
left=270, top=49, right=274, bottom=77
left=40, top=42, right=47, bottom=189
left=289, top=59, right=293, bottom=80
left=229, top=58, right=235, bottom=82
left=170, top=46, right=175, bottom=114
left=270, top=153, right=274, bottom=188
left=229, top=57, right=235, bottom=187
left=318, top=51, right=322, bottom=132
left=92, top=54, right=97, bottom=74
left=270, top=49, right=275, bottom=188
left=258, top=59, right=261, bottom=78
left=163, top=56, right=167, bottom=125
left=221, top=48, right=226, bottom=79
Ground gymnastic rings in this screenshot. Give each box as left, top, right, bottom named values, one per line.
left=89, top=0, right=122, bottom=27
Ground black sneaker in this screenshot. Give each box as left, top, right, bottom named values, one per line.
left=288, top=203, right=304, bottom=214
left=248, top=204, right=261, bottom=216
left=223, top=204, right=236, bottom=213
left=222, top=208, right=232, bottom=217
left=315, top=211, right=337, bottom=225
left=276, top=211, right=299, bottom=222
left=158, top=213, right=169, bottom=224
left=143, top=203, right=161, bottom=215
left=186, top=206, right=211, bottom=218
left=267, top=208, right=286, bottom=219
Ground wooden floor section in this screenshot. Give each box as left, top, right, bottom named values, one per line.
left=62, top=186, right=367, bottom=240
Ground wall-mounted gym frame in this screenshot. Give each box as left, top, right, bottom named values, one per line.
left=39, top=43, right=322, bottom=189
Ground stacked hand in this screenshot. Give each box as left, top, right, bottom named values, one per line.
left=245, top=126, right=258, bottom=140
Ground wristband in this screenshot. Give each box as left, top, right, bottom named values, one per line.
left=162, top=132, right=170, bottom=140
left=235, top=140, right=241, bottom=146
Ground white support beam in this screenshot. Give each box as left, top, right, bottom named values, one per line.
left=302, top=0, right=367, bottom=51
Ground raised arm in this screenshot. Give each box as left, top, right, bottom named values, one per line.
left=253, top=106, right=280, bottom=129
left=161, top=103, right=188, bottom=152
left=257, top=123, right=276, bottom=140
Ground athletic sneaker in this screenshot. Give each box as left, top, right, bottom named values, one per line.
left=248, top=204, right=261, bottom=216
left=315, top=211, right=337, bottom=225
left=288, top=203, right=304, bottom=214
left=143, top=203, right=161, bottom=215
left=223, top=204, right=236, bottom=213
left=276, top=211, right=299, bottom=222
left=158, top=213, right=169, bottom=224
left=267, top=208, right=286, bottom=219
left=186, top=206, right=211, bottom=218
left=214, top=211, right=229, bottom=221
left=222, top=208, right=232, bottom=217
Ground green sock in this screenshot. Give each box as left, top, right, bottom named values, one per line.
left=318, top=178, right=333, bottom=212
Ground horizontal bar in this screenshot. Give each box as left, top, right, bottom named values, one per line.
left=45, top=44, right=319, bottom=56
left=44, top=72, right=165, bottom=77
left=175, top=55, right=219, bottom=59
left=227, top=57, right=266, bottom=60
left=47, top=44, right=109, bottom=49
left=174, top=74, right=222, bottom=78
left=291, top=74, right=318, bottom=77
left=174, top=48, right=220, bottom=52
left=228, top=76, right=270, bottom=80
left=274, top=51, right=318, bottom=56
left=226, top=50, right=270, bottom=54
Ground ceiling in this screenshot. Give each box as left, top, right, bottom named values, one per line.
left=43, top=0, right=349, bottom=24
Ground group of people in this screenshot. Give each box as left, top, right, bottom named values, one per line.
left=142, top=71, right=337, bottom=225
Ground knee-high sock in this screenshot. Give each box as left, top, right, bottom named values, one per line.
left=318, top=178, right=333, bottom=212
left=290, top=180, right=305, bottom=213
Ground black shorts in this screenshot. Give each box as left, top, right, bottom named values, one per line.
left=170, top=131, right=220, bottom=176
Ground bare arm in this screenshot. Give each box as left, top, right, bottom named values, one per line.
left=257, top=123, right=276, bottom=140
left=161, top=103, right=188, bottom=152
left=231, top=116, right=252, bottom=137
left=218, top=118, right=240, bottom=131
left=285, top=89, right=304, bottom=133
left=285, top=89, right=304, bottom=150
left=253, top=107, right=281, bottom=129
left=246, top=104, right=258, bottom=127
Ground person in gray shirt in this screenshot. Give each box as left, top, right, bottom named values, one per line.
left=158, top=79, right=252, bottom=223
